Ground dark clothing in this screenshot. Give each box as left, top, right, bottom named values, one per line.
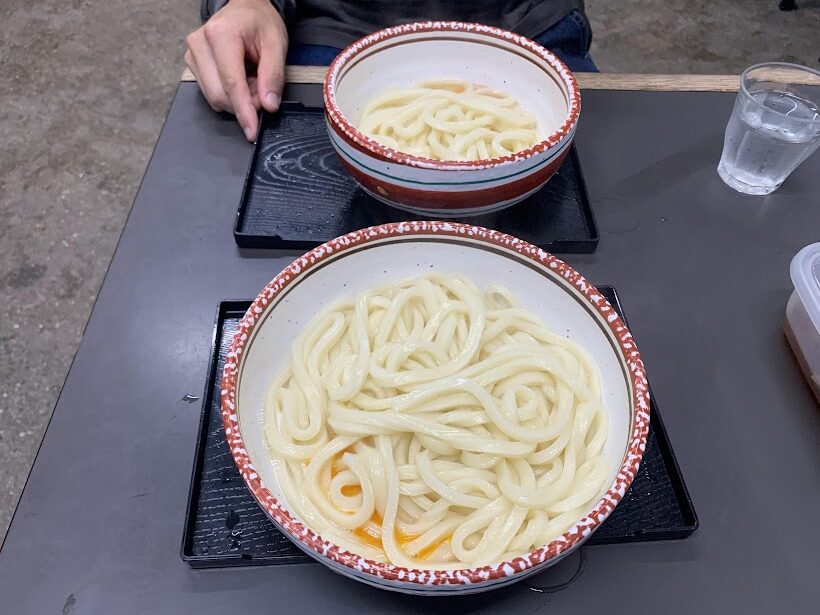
left=285, top=9, right=596, bottom=72
left=271, top=0, right=584, bottom=49
left=202, top=1, right=594, bottom=69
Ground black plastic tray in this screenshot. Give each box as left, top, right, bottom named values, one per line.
left=181, top=287, right=698, bottom=568
left=233, top=102, right=598, bottom=252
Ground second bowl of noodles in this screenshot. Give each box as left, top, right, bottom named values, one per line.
left=221, top=222, right=649, bottom=594
left=323, top=22, right=580, bottom=216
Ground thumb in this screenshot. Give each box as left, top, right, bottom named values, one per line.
left=257, top=40, right=286, bottom=113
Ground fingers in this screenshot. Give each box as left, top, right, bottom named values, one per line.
left=205, top=23, right=259, bottom=141
left=184, top=49, right=198, bottom=79
left=248, top=76, right=261, bottom=109
left=185, top=0, right=288, bottom=141
left=186, top=31, right=231, bottom=113
left=255, top=37, right=286, bottom=113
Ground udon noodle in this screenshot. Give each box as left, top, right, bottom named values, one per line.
left=357, top=80, right=540, bottom=161
left=264, top=273, right=608, bottom=570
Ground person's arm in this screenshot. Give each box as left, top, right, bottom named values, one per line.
left=185, top=0, right=290, bottom=141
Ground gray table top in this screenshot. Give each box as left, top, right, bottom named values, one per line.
left=1, top=83, right=818, bottom=614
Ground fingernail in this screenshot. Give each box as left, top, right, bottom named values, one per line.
left=265, top=91, right=280, bottom=110
left=243, top=125, right=255, bottom=142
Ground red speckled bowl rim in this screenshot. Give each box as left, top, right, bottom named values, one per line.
left=221, top=221, right=650, bottom=588
left=323, top=21, right=581, bottom=171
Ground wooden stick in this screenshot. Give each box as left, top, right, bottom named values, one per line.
left=180, top=66, right=743, bottom=92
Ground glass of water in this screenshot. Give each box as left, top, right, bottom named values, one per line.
left=718, top=62, right=820, bottom=195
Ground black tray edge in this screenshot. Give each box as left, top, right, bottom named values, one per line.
left=180, top=300, right=315, bottom=568
left=181, top=287, right=697, bottom=568
left=233, top=104, right=313, bottom=249
left=179, top=301, right=220, bottom=566
left=180, top=301, right=262, bottom=568
left=554, top=146, right=599, bottom=254
left=232, top=97, right=599, bottom=253
left=596, top=287, right=699, bottom=542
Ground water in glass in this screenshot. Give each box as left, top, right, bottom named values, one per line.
left=719, top=88, right=820, bottom=195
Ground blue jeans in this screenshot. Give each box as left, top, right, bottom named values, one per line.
left=285, top=10, right=598, bottom=72
left=534, top=9, right=597, bottom=73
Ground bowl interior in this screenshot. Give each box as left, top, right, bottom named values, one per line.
left=234, top=236, right=633, bottom=571
left=333, top=31, right=570, bottom=143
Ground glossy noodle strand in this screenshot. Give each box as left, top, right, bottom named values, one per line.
left=264, top=274, right=608, bottom=570
left=358, top=81, right=540, bottom=161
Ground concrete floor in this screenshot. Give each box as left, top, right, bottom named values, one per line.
left=0, top=0, right=818, bottom=541
left=588, top=0, right=819, bottom=73
left=0, top=0, right=199, bottom=541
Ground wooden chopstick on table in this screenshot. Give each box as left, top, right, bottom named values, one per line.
left=180, top=66, right=744, bottom=92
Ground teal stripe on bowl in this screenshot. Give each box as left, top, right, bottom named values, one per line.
left=328, top=128, right=572, bottom=187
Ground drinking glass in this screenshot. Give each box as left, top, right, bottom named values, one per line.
left=718, top=62, right=820, bottom=195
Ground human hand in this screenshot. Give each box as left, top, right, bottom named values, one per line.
left=185, top=0, right=288, bottom=141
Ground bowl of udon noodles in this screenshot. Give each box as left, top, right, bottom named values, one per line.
left=221, top=222, right=650, bottom=595
left=323, top=22, right=580, bottom=217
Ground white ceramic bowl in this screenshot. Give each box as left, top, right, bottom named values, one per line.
left=221, top=222, right=649, bottom=594
left=323, top=22, right=581, bottom=217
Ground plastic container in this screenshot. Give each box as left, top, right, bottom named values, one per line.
left=785, top=242, right=820, bottom=403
